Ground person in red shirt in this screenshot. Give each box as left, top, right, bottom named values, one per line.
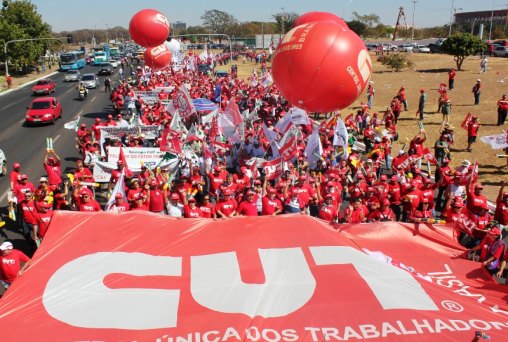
left=466, top=116, right=480, bottom=152
left=108, top=193, right=130, bottom=212
left=208, top=166, right=226, bottom=200
left=496, top=94, right=508, bottom=126
left=215, top=190, right=238, bottom=218
left=236, top=191, right=259, bottom=216
left=148, top=180, right=166, bottom=214
left=35, top=202, right=53, bottom=240
left=77, top=191, right=102, bottom=212
left=420, top=178, right=438, bottom=210
left=344, top=198, right=368, bottom=223
left=43, top=150, right=63, bottom=186
left=290, top=176, right=315, bottom=207
left=9, top=162, right=21, bottom=190
left=74, top=159, right=94, bottom=183
left=318, top=194, right=340, bottom=223
left=494, top=184, right=508, bottom=227
left=0, top=241, right=31, bottom=289
left=448, top=68, right=456, bottom=90
left=183, top=198, right=201, bottom=218
left=388, top=175, right=402, bottom=220
left=443, top=197, right=465, bottom=224
left=261, top=188, right=283, bottom=216
left=233, top=166, right=251, bottom=193
left=467, top=183, right=488, bottom=214
left=468, top=227, right=505, bottom=274
left=19, top=190, right=39, bottom=243
left=401, top=180, right=422, bottom=222
left=13, top=174, right=36, bottom=203
left=198, top=194, right=216, bottom=218
left=368, top=198, right=395, bottom=222
left=397, top=86, right=408, bottom=111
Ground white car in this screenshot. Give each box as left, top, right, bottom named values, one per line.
left=414, top=45, right=431, bottom=53
left=0, top=149, right=6, bottom=176
left=493, top=46, right=508, bottom=57
left=382, top=43, right=398, bottom=51
left=108, top=59, right=119, bottom=68
left=397, top=44, right=414, bottom=52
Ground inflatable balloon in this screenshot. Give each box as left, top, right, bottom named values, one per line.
left=271, top=21, right=372, bottom=113
left=164, top=39, right=181, bottom=55
left=129, top=9, right=170, bottom=48
left=143, top=45, right=172, bottom=70
left=292, top=11, right=348, bottom=29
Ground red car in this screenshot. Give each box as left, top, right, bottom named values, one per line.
left=32, top=79, right=56, bottom=95
left=25, top=97, right=62, bottom=125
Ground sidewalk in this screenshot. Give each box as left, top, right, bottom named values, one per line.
left=0, top=68, right=60, bottom=95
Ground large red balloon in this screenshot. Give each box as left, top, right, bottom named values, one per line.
left=272, top=21, right=372, bottom=113
left=143, top=45, right=172, bottom=70
left=129, top=9, right=170, bottom=48
left=292, top=11, right=348, bottom=29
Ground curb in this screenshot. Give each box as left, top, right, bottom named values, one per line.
left=0, top=70, right=60, bottom=97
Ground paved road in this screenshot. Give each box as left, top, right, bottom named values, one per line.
left=0, top=64, right=120, bottom=253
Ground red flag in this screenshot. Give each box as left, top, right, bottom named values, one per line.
left=160, top=128, right=182, bottom=154
left=279, top=136, right=297, bottom=162
left=392, top=154, right=409, bottom=170
left=209, top=115, right=219, bottom=140
left=118, top=146, right=132, bottom=173
left=173, top=85, right=195, bottom=118
left=223, top=99, right=243, bottom=126
left=460, top=112, right=472, bottom=130
left=422, top=148, right=438, bottom=165
left=262, top=157, right=283, bottom=180
left=461, top=160, right=478, bottom=186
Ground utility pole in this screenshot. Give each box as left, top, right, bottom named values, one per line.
left=411, top=0, right=418, bottom=42
left=281, top=7, right=286, bottom=35
left=489, top=0, right=496, bottom=40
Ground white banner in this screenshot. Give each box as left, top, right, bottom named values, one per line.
left=480, top=132, right=508, bottom=149
left=99, top=126, right=160, bottom=155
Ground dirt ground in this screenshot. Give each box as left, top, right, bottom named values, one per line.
left=6, top=51, right=507, bottom=201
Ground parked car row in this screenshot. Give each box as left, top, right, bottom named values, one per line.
left=366, top=42, right=433, bottom=53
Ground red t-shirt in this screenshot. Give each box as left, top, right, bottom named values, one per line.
left=467, top=191, right=488, bottom=213
left=199, top=203, right=216, bottom=218
left=44, top=162, right=62, bottom=185
left=468, top=122, right=479, bottom=137
left=184, top=205, right=201, bottom=218
left=237, top=200, right=258, bottom=216
left=319, top=203, right=338, bottom=222
left=78, top=199, right=102, bottom=212
left=208, top=173, right=226, bottom=194
left=20, top=200, right=38, bottom=225
left=261, top=196, right=282, bottom=215
left=216, top=199, right=238, bottom=217
left=109, top=202, right=130, bottom=212
left=0, top=249, right=30, bottom=282
left=494, top=199, right=508, bottom=225
left=149, top=189, right=165, bottom=212
left=36, top=210, right=53, bottom=238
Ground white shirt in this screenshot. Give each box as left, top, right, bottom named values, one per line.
left=167, top=202, right=184, bottom=217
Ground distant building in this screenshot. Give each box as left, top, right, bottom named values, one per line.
left=172, top=22, right=187, bottom=30
left=454, top=9, right=508, bottom=28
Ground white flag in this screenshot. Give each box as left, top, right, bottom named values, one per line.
left=105, top=168, right=126, bottom=211
left=64, top=116, right=81, bottom=131
left=333, top=118, right=349, bottom=157
left=480, top=131, right=508, bottom=149
left=304, top=127, right=323, bottom=169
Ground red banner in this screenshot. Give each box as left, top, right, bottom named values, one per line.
left=422, top=148, right=438, bottom=165
left=262, top=157, right=283, bottom=180
left=279, top=136, right=297, bottom=162
left=392, top=154, right=409, bottom=170
left=222, top=99, right=243, bottom=126
left=173, top=85, right=195, bottom=118
left=461, top=113, right=472, bottom=131
left=160, top=128, right=182, bottom=154
left=0, top=213, right=506, bottom=341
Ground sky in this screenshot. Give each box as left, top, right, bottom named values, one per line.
left=31, top=0, right=505, bottom=32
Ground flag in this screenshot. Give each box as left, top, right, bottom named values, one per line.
left=304, top=127, right=323, bottom=169
left=262, top=123, right=278, bottom=143
left=274, top=111, right=293, bottom=133
left=218, top=113, right=237, bottom=138
left=213, top=84, right=222, bottom=102
left=460, top=113, right=472, bottom=130
left=422, top=148, right=438, bottom=165
left=480, top=130, right=508, bottom=149
left=222, top=99, right=243, bottom=126
left=64, top=116, right=81, bottom=131
left=344, top=113, right=354, bottom=127
left=160, top=128, right=182, bottom=154
left=105, top=168, right=126, bottom=211
left=192, top=98, right=218, bottom=111
left=392, top=154, right=409, bottom=170
left=279, top=136, right=297, bottom=162
left=288, top=107, right=310, bottom=126
left=262, top=157, right=283, bottom=180
left=333, top=118, right=349, bottom=157
left=118, top=146, right=130, bottom=171
left=173, top=85, right=196, bottom=118
left=201, top=108, right=218, bottom=125
left=260, top=72, right=273, bottom=88
left=461, top=160, right=479, bottom=186
left=456, top=213, right=477, bottom=236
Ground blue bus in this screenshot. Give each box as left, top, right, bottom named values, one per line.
left=60, top=51, right=87, bottom=70
left=93, top=49, right=108, bottom=65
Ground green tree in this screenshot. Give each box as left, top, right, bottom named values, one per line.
left=380, top=53, right=414, bottom=72
left=0, top=0, right=52, bottom=74
left=346, top=20, right=367, bottom=36
left=272, top=11, right=298, bottom=34
left=441, top=33, right=486, bottom=71
left=200, top=9, right=238, bottom=42
left=351, top=11, right=381, bottom=27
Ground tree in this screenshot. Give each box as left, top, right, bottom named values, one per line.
left=346, top=20, right=367, bottom=36
left=441, top=33, right=486, bottom=71
left=200, top=9, right=237, bottom=42
left=272, top=11, right=298, bottom=34
left=380, top=53, right=414, bottom=72
left=0, top=0, right=52, bottom=74
left=351, top=11, right=380, bottom=27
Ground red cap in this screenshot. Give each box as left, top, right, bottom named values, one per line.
left=367, top=187, right=374, bottom=192
left=268, top=188, right=276, bottom=194
left=188, top=197, right=196, bottom=203
left=326, top=181, right=334, bottom=187
left=410, top=180, right=417, bottom=187
left=40, top=202, right=52, bottom=209
left=382, top=198, right=391, bottom=206
left=170, top=193, right=180, bottom=200
left=20, top=174, right=28, bottom=180
left=502, top=192, right=508, bottom=198
left=150, top=180, right=158, bottom=186
left=299, top=176, right=306, bottom=181
left=380, top=175, right=388, bottom=181
left=390, top=175, right=398, bottom=182
left=488, top=227, right=501, bottom=236
left=452, top=200, right=464, bottom=208
left=421, top=198, right=430, bottom=204
left=453, top=171, right=462, bottom=178
left=13, top=162, right=20, bottom=168
left=223, top=189, right=233, bottom=196
left=115, top=193, right=123, bottom=199
left=325, top=193, right=334, bottom=199
left=254, top=179, right=262, bottom=185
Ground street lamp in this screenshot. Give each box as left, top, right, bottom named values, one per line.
left=448, top=0, right=455, bottom=36
left=411, top=0, right=418, bottom=42
left=92, top=19, right=104, bottom=47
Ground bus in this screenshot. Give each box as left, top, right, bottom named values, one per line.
left=109, top=47, right=119, bottom=58
left=59, top=51, right=87, bottom=70
left=93, top=47, right=109, bottom=65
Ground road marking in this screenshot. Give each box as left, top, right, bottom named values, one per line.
left=53, top=134, right=61, bottom=143
left=74, top=109, right=83, bottom=120
left=2, top=102, right=15, bottom=110
left=91, top=96, right=96, bottom=102
left=0, top=191, right=7, bottom=203
left=17, top=118, right=25, bottom=124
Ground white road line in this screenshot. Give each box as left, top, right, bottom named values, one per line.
left=2, top=102, right=15, bottom=110
left=53, top=134, right=61, bottom=143
left=74, top=110, right=83, bottom=120
left=91, top=96, right=96, bottom=102
left=0, top=191, right=7, bottom=203
left=17, top=118, right=25, bottom=124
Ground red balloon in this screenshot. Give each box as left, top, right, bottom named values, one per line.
left=272, top=21, right=372, bottom=113
left=129, top=9, right=170, bottom=48
left=143, top=45, right=172, bottom=70
left=292, top=11, right=347, bottom=29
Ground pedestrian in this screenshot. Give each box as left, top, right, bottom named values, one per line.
left=472, top=79, right=481, bottom=105
left=104, top=76, right=111, bottom=93
left=466, top=115, right=480, bottom=152
left=448, top=68, right=456, bottom=90
left=0, top=241, right=31, bottom=290
left=440, top=93, right=451, bottom=124
left=480, top=56, right=488, bottom=73
left=367, top=81, right=375, bottom=109
left=6, top=74, right=12, bottom=88
left=417, top=88, right=426, bottom=121
left=397, top=86, right=408, bottom=111
left=496, top=94, right=508, bottom=126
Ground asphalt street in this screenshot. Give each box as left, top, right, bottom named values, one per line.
left=0, top=64, right=120, bottom=254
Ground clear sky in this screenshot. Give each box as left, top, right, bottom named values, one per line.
left=32, top=0, right=504, bottom=32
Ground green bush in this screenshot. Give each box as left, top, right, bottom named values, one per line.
left=379, top=53, right=414, bottom=72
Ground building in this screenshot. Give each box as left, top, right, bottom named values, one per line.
left=455, top=9, right=508, bottom=28
left=172, top=22, right=187, bottom=30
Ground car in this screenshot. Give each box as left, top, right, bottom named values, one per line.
left=64, top=70, right=81, bottom=82
left=492, top=46, right=508, bottom=57
left=108, top=59, right=119, bottom=68
left=397, top=44, right=415, bottom=52
left=0, top=149, right=6, bottom=176
left=25, top=97, right=62, bottom=125
left=215, top=70, right=229, bottom=77
left=365, top=43, right=379, bottom=51
left=98, top=62, right=113, bottom=76
left=414, top=45, right=431, bottom=53
left=81, top=73, right=100, bottom=88
left=197, top=64, right=211, bottom=75
left=32, top=79, right=56, bottom=95
left=382, top=43, right=398, bottom=51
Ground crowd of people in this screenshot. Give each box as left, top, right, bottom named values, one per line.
left=1, top=47, right=507, bottom=292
